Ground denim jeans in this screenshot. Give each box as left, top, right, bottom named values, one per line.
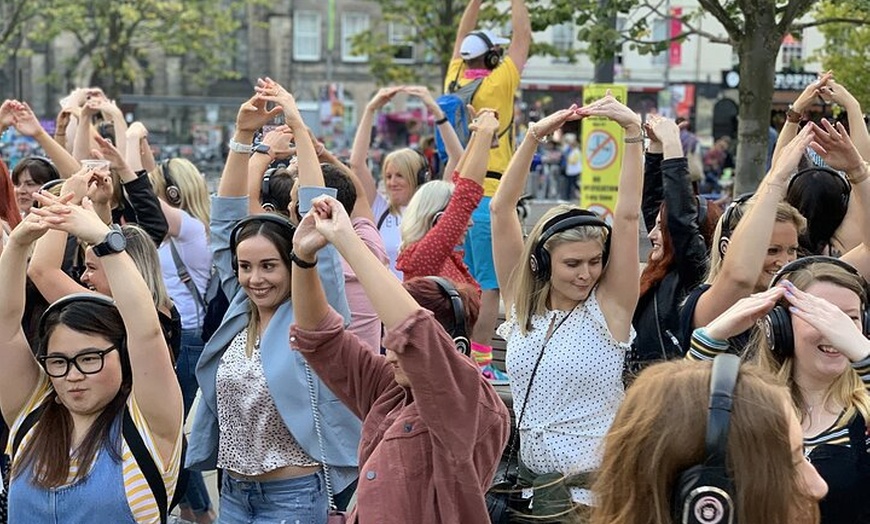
left=176, top=328, right=212, bottom=515
left=217, top=471, right=328, bottom=524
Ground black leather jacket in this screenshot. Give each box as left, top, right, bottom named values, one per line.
left=632, top=154, right=709, bottom=365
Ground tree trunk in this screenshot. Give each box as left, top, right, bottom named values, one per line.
left=733, top=20, right=783, bottom=194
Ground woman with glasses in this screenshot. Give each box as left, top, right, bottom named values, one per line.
left=0, top=197, right=183, bottom=524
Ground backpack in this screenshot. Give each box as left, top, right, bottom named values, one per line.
left=435, top=68, right=514, bottom=167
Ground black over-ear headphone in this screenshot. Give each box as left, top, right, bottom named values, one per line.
left=673, top=353, right=739, bottom=524
left=469, top=31, right=502, bottom=70
left=412, top=149, right=431, bottom=187
left=38, top=293, right=117, bottom=341
left=229, top=214, right=297, bottom=276
left=761, top=256, right=870, bottom=359
left=717, top=192, right=754, bottom=259
left=260, top=167, right=278, bottom=212
left=529, top=209, right=612, bottom=282
left=27, top=156, right=62, bottom=181
left=425, top=276, right=470, bottom=356
left=787, top=166, right=851, bottom=210
left=161, top=159, right=182, bottom=207
left=32, top=179, right=66, bottom=209
left=697, top=195, right=708, bottom=228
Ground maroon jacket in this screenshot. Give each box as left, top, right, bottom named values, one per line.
left=291, top=308, right=510, bottom=524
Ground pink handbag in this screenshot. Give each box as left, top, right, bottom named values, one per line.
left=327, top=510, right=348, bottom=523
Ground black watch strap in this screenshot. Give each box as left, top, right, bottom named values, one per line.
left=290, top=251, right=317, bottom=269
left=92, top=226, right=126, bottom=257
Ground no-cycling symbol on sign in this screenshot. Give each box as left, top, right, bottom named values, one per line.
left=585, top=129, right=618, bottom=171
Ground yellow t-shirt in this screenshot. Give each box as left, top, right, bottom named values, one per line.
left=8, top=377, right=183, bottom=524
left=444, top=56, right=521, bottom=197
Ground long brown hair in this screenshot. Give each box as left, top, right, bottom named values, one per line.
left=592, top=359, right=820, bottom=524
left=0, top=158, right=21, bottom=228
left=14, top=301, right=131, bottom=488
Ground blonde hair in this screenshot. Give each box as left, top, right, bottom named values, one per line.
left=119, top=224, right=173, bottom=312
left=382, top=148, right=427, bottom=213
left=750, top=261, right=870, bottom=425
left=399, top=180, right=453, bottom=249
left=149, top=159, right=211, bottom=232
left=706, top=199, right=806, bottom=284
left=512, top=204, right=609, bottom=335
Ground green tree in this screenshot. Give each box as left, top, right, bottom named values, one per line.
left=12, top=0, right=254, bottom=100
left=814, top=0, right=870, bottom=111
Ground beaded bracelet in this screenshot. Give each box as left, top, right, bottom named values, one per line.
left=529, top=126, right=548, bottom=144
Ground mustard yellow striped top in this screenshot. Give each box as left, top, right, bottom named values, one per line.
left=7, top=376, right=183, bottom=524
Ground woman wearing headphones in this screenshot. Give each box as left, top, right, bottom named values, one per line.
left=593, top=358, right=828, bottom=524
left=395, top=109, right=497, bottom=289
left=350, top=86, right=463, bottom=279
left=630, top=115, right=722, bottom=374
left=689, top=256, right=870, bottom=523
left=489, top=94, right=642, bottom=520
left=0, top=198, right=183, bottom=523
left=289, top=194, right=509, bottom=523
left=185, top=80, right=359, bottom=523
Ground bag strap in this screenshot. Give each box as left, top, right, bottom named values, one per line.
left=304, top=363, right=337, bottom=510
left=168, top=239, right=206, bottom=319
left=376, top=209, right=391, bottom=231
left=123, top=407, right=170, bottom=524
left=501, top=308, right=575, bottom=481
left=10, top=403, right=47, bottom=462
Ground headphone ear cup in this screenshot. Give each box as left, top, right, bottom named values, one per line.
left=484, top=49, right=500, bottom=69
left=165, top=185, right=182, bottom=207
left=673, top=464, right=734, bottom=524
left=763, top=305, right=793, bottom=358
left=717, top=237, right=729, bottom=260
left=672, top=465, right=703, bottom=522
left=454, top=336, right=471, bottom=357
left=536, top=249, right=551, bottom=282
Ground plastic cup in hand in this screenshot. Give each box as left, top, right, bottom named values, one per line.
left=81, top=159, right=111, bottom=173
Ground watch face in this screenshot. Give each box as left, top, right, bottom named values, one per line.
left=254, top=143, right=271, bottom=154
left=107, top=231, right=126, bottom=252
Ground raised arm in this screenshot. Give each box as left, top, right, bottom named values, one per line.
left=452, top=0, right=482, bottom=60
left=404, top=86, right=464, bottom=175
left=693, top=124, right=815, bottom=329
left=246, top=124, right=296, bottom=215
left=490, top=106, right=582, bottom=311
left=41, top=199, right=182, bottom=441
left=772, top=73, right=830, bottom=165
left=219, top=93, right=283, bottom=197
left=0, top=213, right=51, bottom=424
left=93, top=97, right=128, bottom=158
left=73, top=99, right=101, bottom=162
left=350, top=87, right=400, bottom=205
left=818, top=78, right=870, bottom=161
left=507, top=0, right=532, bottom=71
left=580, top=94, right=643, bottom=341
left=124, top=122, right=148, bottom=172
left=0, top=100, right=14, bottom=136
left=11, top=101, right=81, bottom=177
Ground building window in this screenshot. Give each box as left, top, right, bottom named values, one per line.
left=551, top=23, right=573, bottom=63
left=389, top=22, right=415, bottom=63
left=342, top=13, right=370, bottom=62
left=293, top=11, right=321, bottom=61
left=651, top=18, right=668, bottom=66
left=781, top=33, right=803, bottom=70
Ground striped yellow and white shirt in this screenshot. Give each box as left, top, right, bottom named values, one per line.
left=7, top=376, right=184, bottom=524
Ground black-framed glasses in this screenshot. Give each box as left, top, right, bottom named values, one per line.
left=37, top=346, right=118, bottom=378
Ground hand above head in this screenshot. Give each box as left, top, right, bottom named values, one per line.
left=11, top=101, right=45, bottom=137
left=0, top=99, right=16, bottom=128
left=769, top=122, right=816, bottom=183
left=781, top=279, right=870, bottom=362
left=7, top=208, right=54, bottom=247
left=792, top=71, right=832, bottom=113
left=31, top=194, right=111, bottom=245
left=817, top=78, right=859, bottom=109
left=704, top=286, right=786, bottom=341
left=367, top=87, right=402, bottom=111
left=93, top=135, right=126, bottom=169
left=126, top=121, right=148, bottom=140
left=61, top=168, right=102, bottom=205
left=55, top=107, right=77, bottom=135
left=644, top=114, right=680, bottom=146
left=528, top=104, right=584, bottom=139
left=402, top=86, right=438, bottom=112
left=260, top=125, right=297, bottom=160
left=469, top=109, right=500, bottom=135
left=578, top=92, right=641, bottom=131
left=254, top=77, right=303, bottom=125
left=292, top=197, right=348, bottom=261
left=310, top=195, right=354, bottom=245
left=235, top=93, right=283, bottom=134
left=809, top=119, right=864, bottom=174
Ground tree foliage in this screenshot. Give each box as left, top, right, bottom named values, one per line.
left=813, top=0, right=870, bottom=110
left=3, top=0, right=255, bottom=99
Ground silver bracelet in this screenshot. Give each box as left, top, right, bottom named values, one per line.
left=228, top=138, right=253, bottom=154
left=624, top=133, right=646, bottom=144
left=529, top=126, right=548, bottom=144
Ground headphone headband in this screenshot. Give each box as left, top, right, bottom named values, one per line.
left=530, top=209, right=611, bottom=282
left=770, top=255, right=866, bottom=291
left=471, top=30, right=494, bottom=50
left=705, top=354, right=739, bottom=469
left=38, top=293, right=117, bottom=341
left=161, top=159, right=182, bottom=207
left=717, top=192, right=754, bottom=259
left=230, top=213, right=297, bottom=259
left=425, top=276, right=470, bottom=356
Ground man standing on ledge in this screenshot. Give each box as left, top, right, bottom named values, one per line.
left=445, top=0, right=530, bottom=379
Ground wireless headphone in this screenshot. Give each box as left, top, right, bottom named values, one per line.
left=469, top=31, right=502, bottom=70
left=161, top=159, right=182, bottom=207
left=786, top=166, right=851, bottom=210
left=760, top=256, right=870, bottom=359
left=412, top=149, right=431, bottom=187
left=717, top=192, right=754, bottom=259
left=260, top=167, right=278, bottom=212
left=229, top=214, right=297, bottom=276
left=425, top=276, right=470, bottom=356
left=38, top=293, right=117, bottom=341
left=22, top=155, right=61, bottom=182
left=529, top=209, right=612, bottom=282
left=32, top=179, right=66, bottom=209
left=673, top=353, right=739, bottom=524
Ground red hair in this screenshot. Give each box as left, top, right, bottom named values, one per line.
left=0, top=159, right=21, bottom=229
left=403, top=277, right=480, bottom=335
left=639, top=202, right=675, bottom=297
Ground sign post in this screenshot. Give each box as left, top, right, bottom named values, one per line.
left=580, top=84, right=628, bottom=223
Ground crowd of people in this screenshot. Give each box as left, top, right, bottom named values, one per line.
left=0, top=1, right=869, bottom=523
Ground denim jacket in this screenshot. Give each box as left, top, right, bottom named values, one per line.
left=186, top=189, right=360, bottom=493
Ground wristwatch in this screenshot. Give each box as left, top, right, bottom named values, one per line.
left=228, top=138, right=253, bottom=154
left=786, top=104, right=803, bottom=124
left=92, top=226, right=127, bottom=257
left=252, top=143, right=272, bottom=156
